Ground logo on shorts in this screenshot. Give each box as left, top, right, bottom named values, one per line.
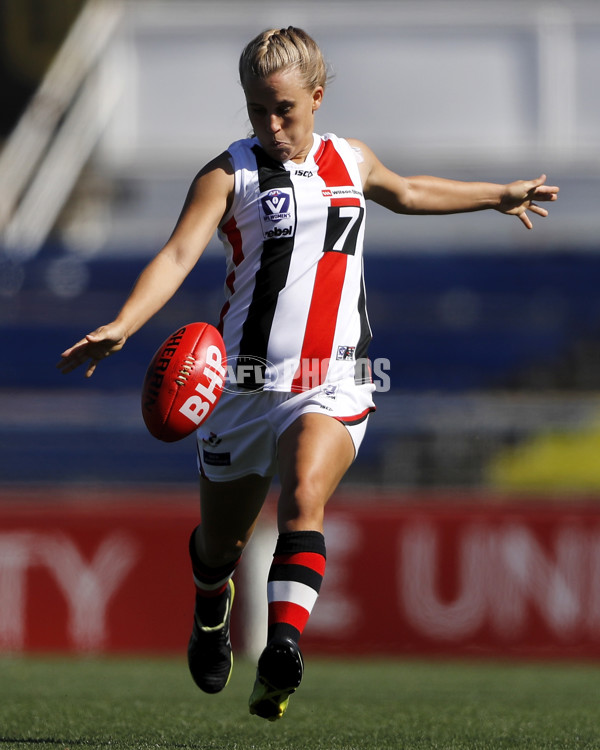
left=322, top=384, right=338, bottom=399
left=259, top=188, right=295, bottom=240
left=203, top=450, right=231, bottom=466
left=202, top=432, right=222, bottom=447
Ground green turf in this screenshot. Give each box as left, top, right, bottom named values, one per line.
left=0, top=655, right=599, bottom=749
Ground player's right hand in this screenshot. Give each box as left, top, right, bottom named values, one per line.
left=57, top=323, right=128, bottom=378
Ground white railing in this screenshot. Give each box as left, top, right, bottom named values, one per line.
left=1, top=0, right=599, bottom=256
left=0, top=0, right=123, bottom=258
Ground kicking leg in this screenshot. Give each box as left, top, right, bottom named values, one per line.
left=189, top=473, right=271, bottom=694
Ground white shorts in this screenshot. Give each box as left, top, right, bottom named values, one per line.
left=196, top=380, right=376, bottom=481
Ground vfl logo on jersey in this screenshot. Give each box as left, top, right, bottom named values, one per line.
left=259, top=188, right=295, bottom=240
left=261, top=189, right=290, bottom=221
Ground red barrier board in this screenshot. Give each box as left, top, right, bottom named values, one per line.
left=0, top=490, right=199, bottom=654
left=1, top=488, right=599, bottom=658
left=303, top=498, right=600, bottom=659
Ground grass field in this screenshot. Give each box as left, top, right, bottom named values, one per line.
left=1, top=655, right=599, bottom=749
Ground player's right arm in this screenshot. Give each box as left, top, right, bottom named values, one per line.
left=57, top=152, right=234, bottom=377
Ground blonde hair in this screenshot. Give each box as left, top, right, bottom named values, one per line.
left=239, top=27, right=329, bottom=92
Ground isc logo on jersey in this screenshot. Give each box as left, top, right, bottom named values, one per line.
left=260, top=188, right=295, bottom=240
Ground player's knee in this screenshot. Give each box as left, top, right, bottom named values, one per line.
left=197, top=533, right=247, bottom=568
left=278, top=482, right=326, bottom=532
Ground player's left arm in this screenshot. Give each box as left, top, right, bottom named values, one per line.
left=349, top=138, right=559, bottom=229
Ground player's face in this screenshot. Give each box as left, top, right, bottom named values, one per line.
left=244, top=69, right=323, bottom=164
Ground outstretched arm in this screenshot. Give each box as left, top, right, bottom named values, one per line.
left=350, top=139, right=559, bottom=230
left=57, top=153, right=234, bottom=377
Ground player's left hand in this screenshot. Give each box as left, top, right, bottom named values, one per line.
left=496, top=174, right=559, bottom=230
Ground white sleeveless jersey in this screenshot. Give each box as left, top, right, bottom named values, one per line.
left=217, top=132, right=372, bottom=392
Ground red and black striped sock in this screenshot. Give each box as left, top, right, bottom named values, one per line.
left=189, top=527, right=240, bottom=627
left=267, top=530, right=326, bottom=643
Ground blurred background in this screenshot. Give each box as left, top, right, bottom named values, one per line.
left=1, top=0, right=600, bottom=658
left=2, top=0, right=600, bottom=490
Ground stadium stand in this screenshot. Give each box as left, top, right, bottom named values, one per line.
left=2, top=1, right=600, bottom=489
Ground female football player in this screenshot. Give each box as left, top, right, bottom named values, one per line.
left=58, top=27, right=559, bottom=720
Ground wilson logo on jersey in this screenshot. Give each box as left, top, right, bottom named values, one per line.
left=259, top=187, right=296, bottom=241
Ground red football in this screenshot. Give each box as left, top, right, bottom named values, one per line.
left=141, top=322, right=227, bottom=442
